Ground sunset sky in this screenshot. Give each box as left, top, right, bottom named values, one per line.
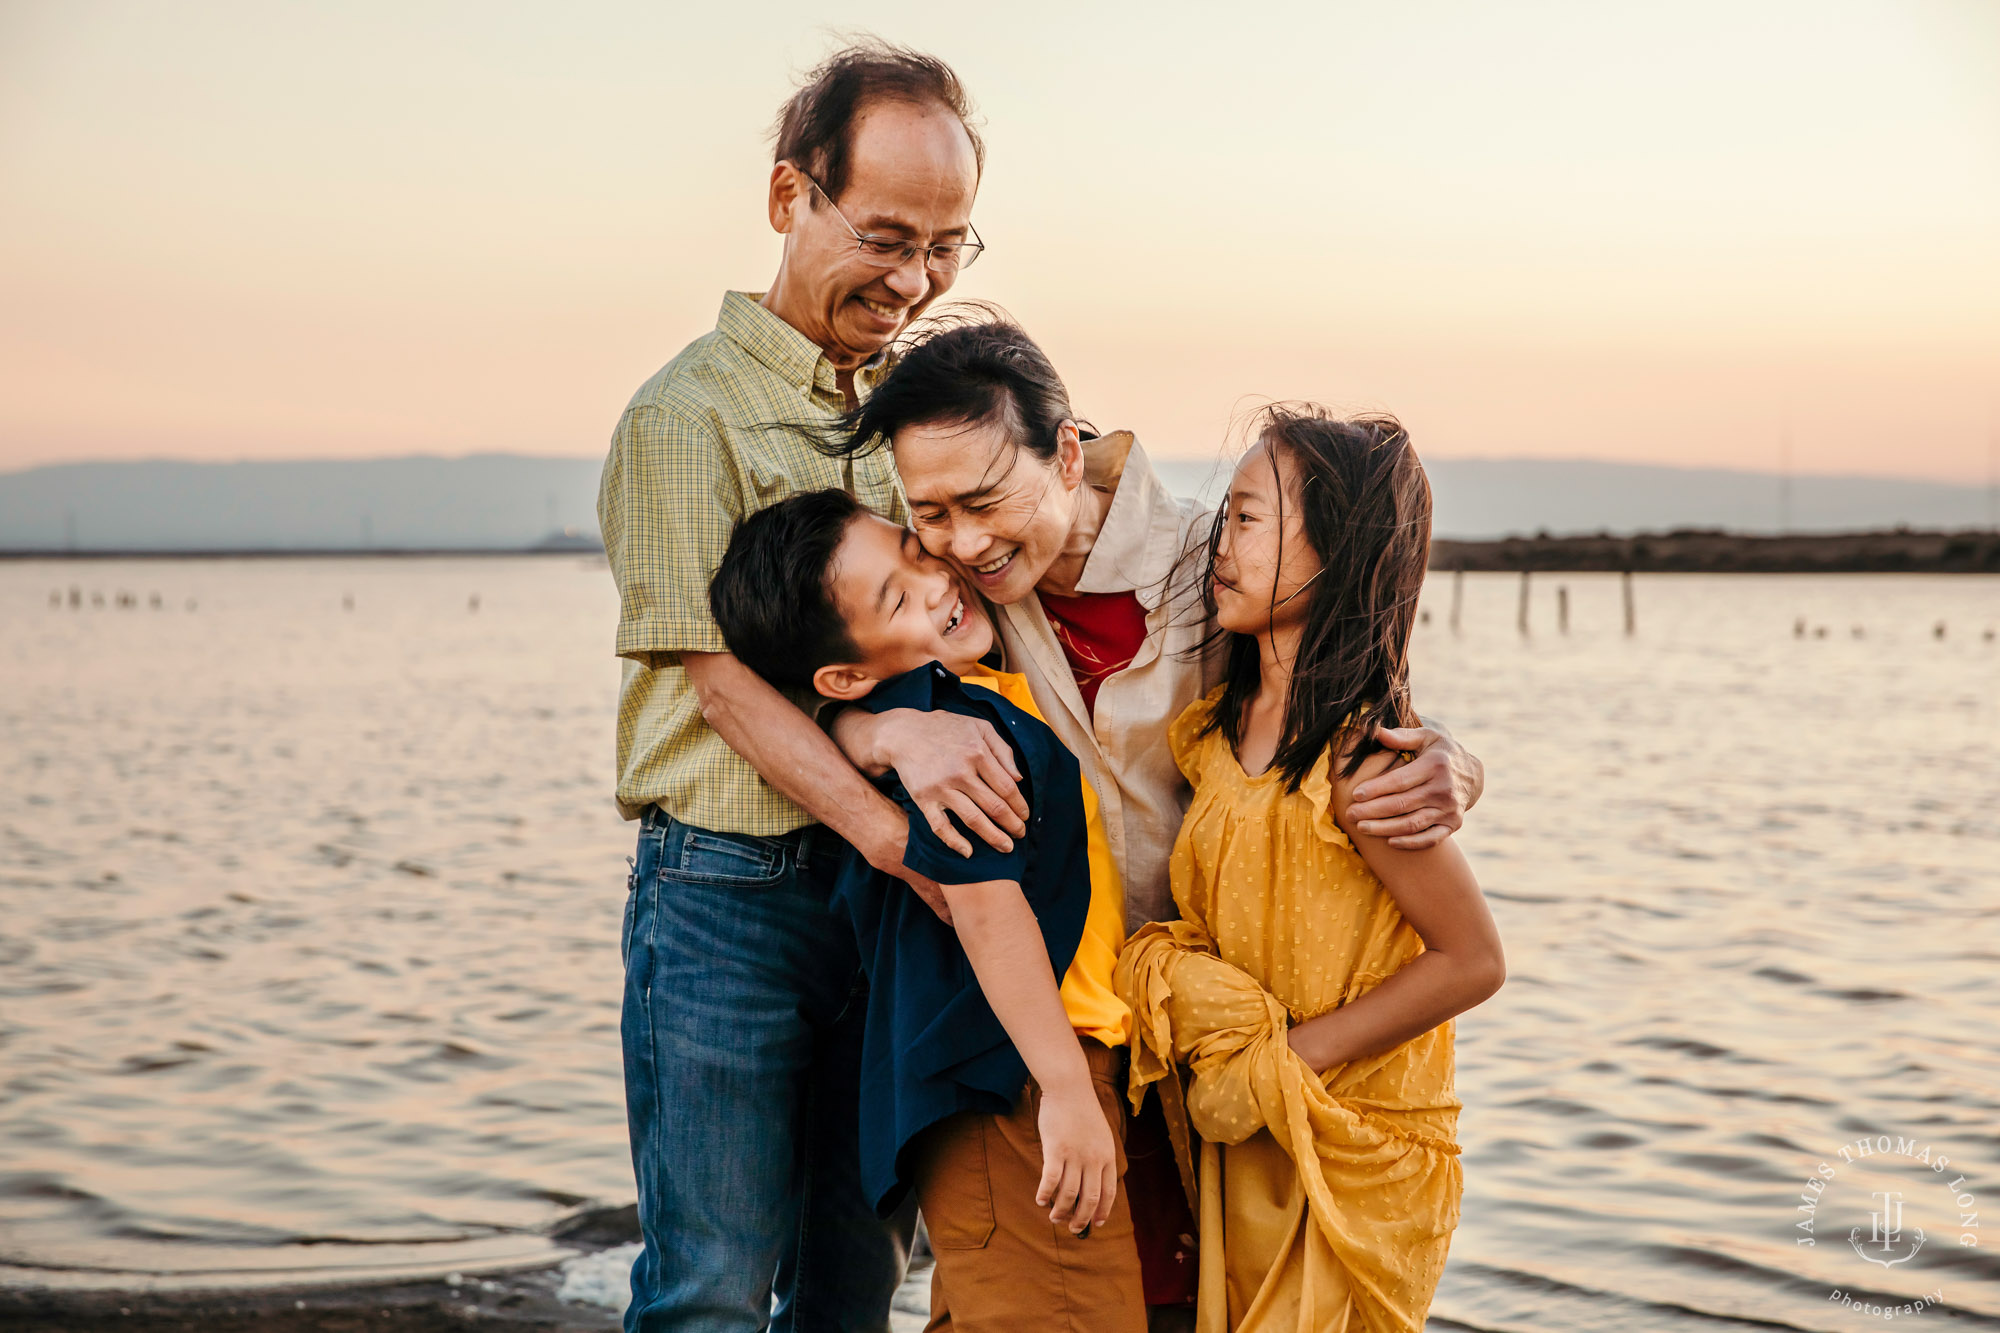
left=2, top=0, right=1996, bottom=481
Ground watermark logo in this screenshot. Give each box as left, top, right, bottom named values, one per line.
left=1852, top=1190, right=1924, bottom=1268
left=1796, top=1133, right=1980, bottom=1319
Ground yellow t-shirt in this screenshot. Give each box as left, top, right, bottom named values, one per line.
left=962, top=668, right=1133, bottom=1049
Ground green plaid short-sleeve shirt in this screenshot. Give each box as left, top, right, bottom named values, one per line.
left=597, top=290, right=906, bottom=832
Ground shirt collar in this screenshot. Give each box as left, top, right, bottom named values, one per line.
left=852, top=661, right=956, bottom=716
left=1071, top=431, right=1197, bottom=608
left=717, top=290, right=894, bottom=399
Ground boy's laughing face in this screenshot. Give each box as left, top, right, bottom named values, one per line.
left=813, top=511, right=995, bottom=700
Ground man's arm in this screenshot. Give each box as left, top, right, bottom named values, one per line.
left=1347, top=717, right=1486, bottom=851
left=599, top=402, right=975, bottom=920
left=681, top=650, right=954, bottom=923
left=944, top=878, right=1116, bottom=1236
left=828, top=706, right=1029, bottom=856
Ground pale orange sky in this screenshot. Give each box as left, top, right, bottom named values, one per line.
left=2, top=1, right=1996, bottom=480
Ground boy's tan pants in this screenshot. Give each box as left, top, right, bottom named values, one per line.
left=911, top=1037, right=1148, bottom=1332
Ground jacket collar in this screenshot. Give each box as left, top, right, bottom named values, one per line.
left=1069, top=431, right=1198, bottom=611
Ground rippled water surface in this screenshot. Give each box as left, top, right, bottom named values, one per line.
left=3, top=560, right=1997, bottom=1329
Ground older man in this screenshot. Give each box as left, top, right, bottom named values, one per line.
left=596, top=43, right=1026, bottom=1333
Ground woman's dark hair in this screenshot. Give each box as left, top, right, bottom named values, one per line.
left=823, top=313, right=1077, bottom=465
left=773, top=40, right=984, bottom=203
left=1198, top=407, right=1433, bottom=790
left=708, top=488, right=866, bottom=692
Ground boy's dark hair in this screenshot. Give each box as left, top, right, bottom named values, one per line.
left=819, top=312, right=1079, bottom=468
left=1196, top=408, right=1433, bottom=790
left=709, top=489, right=867, bottom=691
left=773, top=40, right=984, bottom=204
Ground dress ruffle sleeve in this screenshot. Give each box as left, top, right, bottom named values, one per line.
left=1168, top=691, right=1220, bottom=787
left=1295, top=746, right=1355, bottom=851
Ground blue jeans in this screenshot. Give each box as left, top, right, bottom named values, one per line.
left=620, top=809, right=913, bottom=1333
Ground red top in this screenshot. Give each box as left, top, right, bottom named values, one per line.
left=1038, top=589, right=1148, bottom=719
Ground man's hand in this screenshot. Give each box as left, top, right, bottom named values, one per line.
left=1035, top=1083, right=1117, bottom=1236
left=834, top=707, right=1028, bottom=856
left=1349, top=724, right=1485, bottom=850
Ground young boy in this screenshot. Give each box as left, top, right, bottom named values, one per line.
left=707, top=488, right=1144, bottom=1332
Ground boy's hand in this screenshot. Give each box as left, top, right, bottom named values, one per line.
left=1034, top=1084, right=1117, bottom=1236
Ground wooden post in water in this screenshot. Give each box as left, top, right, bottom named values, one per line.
left=1516, top=570, right=1531, bottom=635
left=1450, top=565, right=1464, bottom=634
left=1622, top=570, right=1636, bottom=636
left=1557, top=585, right=1570, bottom=634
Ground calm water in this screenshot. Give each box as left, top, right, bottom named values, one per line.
left=2, top=559, right=1997, bottom=1329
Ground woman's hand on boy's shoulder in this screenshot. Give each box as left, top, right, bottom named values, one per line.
left=1347, top=721, right=1485, bottom=850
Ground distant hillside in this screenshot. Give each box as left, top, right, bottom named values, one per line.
left=0, top=452, right=1991, bottom=551
left=0, top=456, right=604, bottom=551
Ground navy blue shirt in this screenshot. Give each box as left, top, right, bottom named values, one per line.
left=831, top=662, right=1092, bottom=1217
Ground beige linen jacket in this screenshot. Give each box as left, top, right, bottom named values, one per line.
left=994, top=431, right=1221, bottom=929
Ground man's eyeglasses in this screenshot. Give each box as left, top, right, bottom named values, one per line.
left=800, top=171, right=984, bottom=274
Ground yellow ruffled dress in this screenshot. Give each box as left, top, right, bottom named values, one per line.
left=1115, top=690, right=1462, bottom=1333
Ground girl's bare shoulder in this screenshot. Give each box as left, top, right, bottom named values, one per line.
left=1328, top=743, right=1404, bottom=827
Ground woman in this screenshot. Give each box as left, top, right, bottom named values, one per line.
left=823, top=318, right=1486, bottom=1313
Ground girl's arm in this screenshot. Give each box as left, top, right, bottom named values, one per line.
left=1285, top=749, right=1507, bottom=1075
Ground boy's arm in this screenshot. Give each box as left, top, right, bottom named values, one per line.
left=1285, top=750, right=1506, bottom=1075
left=944, top=878, right=1117, bottom=1236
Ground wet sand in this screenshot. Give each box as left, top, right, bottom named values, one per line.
left=3, top=1260, right=937, bottom=1332
left=4, top=1213, right=936, bottom=1333
left=0, top=1265, right=620, bottom=1333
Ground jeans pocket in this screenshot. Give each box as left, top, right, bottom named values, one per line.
left=620, top=857, right=639, bottom=968
left=670, top=828, right=787, bottom=887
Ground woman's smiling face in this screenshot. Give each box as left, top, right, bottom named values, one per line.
left=891, top=414, right=1087, bottom=606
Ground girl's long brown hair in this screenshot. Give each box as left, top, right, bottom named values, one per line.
left=1196, top=406, right=1434, bottom=789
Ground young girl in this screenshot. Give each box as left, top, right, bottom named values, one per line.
left=1115, top=407, right=1505, bottom=1333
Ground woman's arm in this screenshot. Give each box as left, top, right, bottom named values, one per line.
left=1285, top=749, right=1506, bottom=1074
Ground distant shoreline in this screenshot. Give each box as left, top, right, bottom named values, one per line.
left=0, top=546, right=604, bottom=561
left=1431, top=528, right=2000, bottom=574
left=8, top=529, right=2000, bottom=573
